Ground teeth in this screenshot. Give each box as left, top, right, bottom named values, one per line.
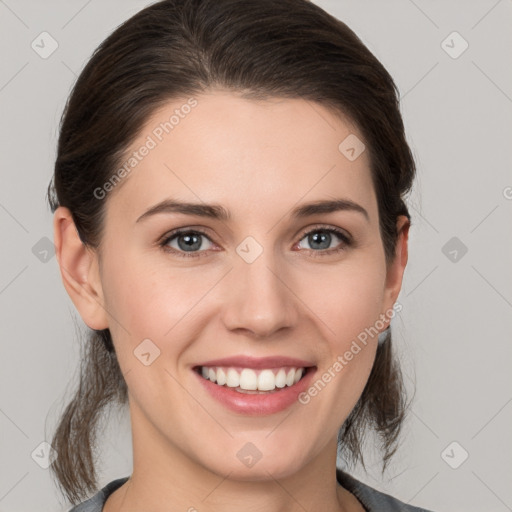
left=258, top=369, right=275, bottom=391
left=239, top=369, right=258, bottom=390
left=199, top=366, right=306, bottom=391
left=226, top=368, right=240, bottom=388
left=275, top=369, right=287, bottom=388
left=216, top=367, right=227, bottom=386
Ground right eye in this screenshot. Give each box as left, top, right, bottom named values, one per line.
left=160, top=229, right=215, bottom=258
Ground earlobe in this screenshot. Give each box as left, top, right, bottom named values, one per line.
left=382, top=215, right=410, bottom=317
left=53, top=207, right=109, bottom=330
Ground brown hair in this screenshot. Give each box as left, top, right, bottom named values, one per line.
left=47, top=0, right=415, bottom=504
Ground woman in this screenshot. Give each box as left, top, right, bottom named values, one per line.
left=47, top=0, right=433, bottom=510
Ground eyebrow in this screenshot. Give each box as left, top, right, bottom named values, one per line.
left=136, top=198, right=369, bottom=223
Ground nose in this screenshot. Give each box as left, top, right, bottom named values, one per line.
left=220, top=248, right=299, bottom=339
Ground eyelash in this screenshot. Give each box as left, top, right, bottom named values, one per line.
left=158, top=225, right=353, bottom=259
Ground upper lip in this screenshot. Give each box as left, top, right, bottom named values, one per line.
left=195, top=355, right=316, bottom=369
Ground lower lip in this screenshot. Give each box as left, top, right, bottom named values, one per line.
left=193, top=367, right=316, bottom=415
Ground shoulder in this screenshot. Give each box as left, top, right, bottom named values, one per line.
left=70, top=472, right=434, bottom=512
left=337, top=469, right=435, bottom=512
left=67, top=477, right=129, bottom=512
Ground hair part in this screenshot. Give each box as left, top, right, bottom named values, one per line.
left=47, top=0, right=415, bottom=503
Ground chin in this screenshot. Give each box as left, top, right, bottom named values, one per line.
left=198, top=440, right=310, bottom=482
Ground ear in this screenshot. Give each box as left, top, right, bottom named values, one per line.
left=53, top=206, right=109, bottom=330
left=381, top=215, right=410, bottom=318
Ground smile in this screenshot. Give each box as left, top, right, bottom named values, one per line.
left=192, top=356, right=317, bottom=415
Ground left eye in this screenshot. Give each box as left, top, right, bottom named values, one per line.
left=296, top=227, right=351, bottom=254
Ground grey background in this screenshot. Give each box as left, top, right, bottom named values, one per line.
left=0, top=0, right=511, bottom=510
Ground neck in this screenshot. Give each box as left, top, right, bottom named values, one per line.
left=104, top=400, right=362, bottom=512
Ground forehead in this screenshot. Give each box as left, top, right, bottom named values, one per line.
left=105, top=90, right=377, bottom=224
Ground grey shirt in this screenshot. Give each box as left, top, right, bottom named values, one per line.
left=69, top=469, right=434, bottom=511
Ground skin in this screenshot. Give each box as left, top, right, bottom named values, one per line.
left=54, top=90, right=409, bottom=512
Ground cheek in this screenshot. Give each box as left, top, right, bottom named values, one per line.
left=102, top=253, right=210, bottom=341
left=295, top=259, right=387, bottom=349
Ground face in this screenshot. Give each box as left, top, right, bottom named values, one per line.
left=70, top=91, right=407, bottom=482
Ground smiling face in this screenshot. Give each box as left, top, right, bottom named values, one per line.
left=60, top=90, right=408, bottom=486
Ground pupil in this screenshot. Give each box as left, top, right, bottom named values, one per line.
left=178, top=233, right=201, bottom=251
left=310, top=231, right=330, bottom=250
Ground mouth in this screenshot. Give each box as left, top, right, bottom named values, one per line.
left=193, top=365, right=313, bottom=394
left=192, top=356, right=317, bottom=415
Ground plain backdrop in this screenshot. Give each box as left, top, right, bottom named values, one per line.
left=0, top=1, right=511, bottom=511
